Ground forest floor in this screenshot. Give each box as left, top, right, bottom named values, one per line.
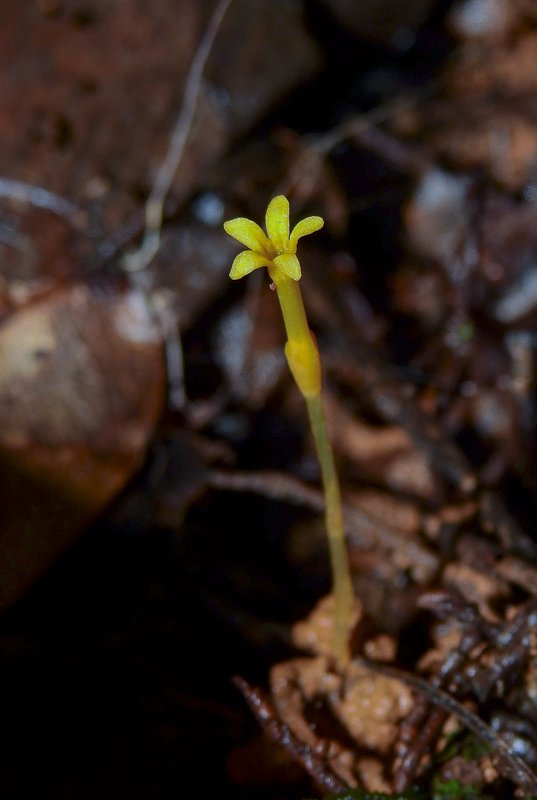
left=2, top=1, right=537, bottom=798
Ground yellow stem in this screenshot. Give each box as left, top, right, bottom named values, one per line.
left=270, top=269, right=310, bottom=343
left=270, top=268, right=354, bottom=664
left=306, top=394, right=354, bottom=664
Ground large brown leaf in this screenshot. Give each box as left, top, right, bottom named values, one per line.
left=0, top=282, right=165, bottom=611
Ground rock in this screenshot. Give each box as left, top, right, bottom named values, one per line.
left=0, top=1, right=321, bottom=231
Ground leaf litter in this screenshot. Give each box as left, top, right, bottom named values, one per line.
left=3, top=1, right=537, bottom=798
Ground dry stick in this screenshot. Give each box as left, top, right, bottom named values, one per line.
left=360, top=658, right=537, bottom=796
left=311, top=93, right=429, bottom=164
left=234, top=676, right=349, bottom=795
left=124, top=0, right=233, bottom=273
left=121, top=0, right=232, bottom=411
left=279, top=91, right=432, bottom=207
left=207, top=468, right=438, bottom=581
left=0, top=176, right=79, bottom=220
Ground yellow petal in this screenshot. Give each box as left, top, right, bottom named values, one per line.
left=229, top=250, right=272, bottom=280
left=224, top=218, right=272, bottom=255
left=265, top=195, right=289, bottom=252
left=289, top=216, right=324, bottom=253
left=273, top=253, right=301, bottom=281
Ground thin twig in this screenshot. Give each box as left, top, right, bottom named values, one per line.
left=124, top=0, right=233, bottom=273
left=234, top=676, right=349, bottom=795
left=360, top=658, right=537, bottom=796
left=313, top=93, right=429, bottom=158
left=280, top=91, right=432, bottom=203
left=208, top=468, right=438, bottom=580
left=0, top=177, right=79, bottom=220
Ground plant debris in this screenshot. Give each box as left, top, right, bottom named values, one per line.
left=4, top=1, right=537, bottom=798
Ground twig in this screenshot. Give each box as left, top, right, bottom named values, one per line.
left=234, top=676, right=349, bottom=795
left=280, top=91, right=432, bottom=203
left=360, top=658, right=537, bottom=796
left=313, top=93, right=429, bottom=161
left=208, top=468, right=438, bottom=580
left=0, top=177, right=79, bottom=220
left=209, top=466, right=325, bottom=508
left=124, top=0, right=233, bottom=273
left=393, top=591, right=488, bottom=791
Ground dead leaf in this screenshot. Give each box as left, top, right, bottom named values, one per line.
left=0, top=282, right=165, bottom=610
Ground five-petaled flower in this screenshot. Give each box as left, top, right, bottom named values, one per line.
left=223, top=194, right=354, bottom=663
left=223, top=195, right=323, bottom=282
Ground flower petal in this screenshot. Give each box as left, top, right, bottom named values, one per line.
left=273, top=253, right=301, bottom=281
left=265, top=195, right=289, bottom=252
left=289, top=216, right=324, bottom=253
left=224, top=218, right=272, bottom=255
left=229, top=250, right=272, bottom=280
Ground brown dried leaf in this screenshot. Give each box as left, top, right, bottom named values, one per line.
left=0, top=282, right=165, bottom=610
left=422, top=33, right=537, bottom=188
left=325, top=391, right=437, bottom=499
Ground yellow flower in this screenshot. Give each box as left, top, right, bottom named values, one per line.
left=223, top=195, right=324, bottom=281
left=222, top=193, right=354, bottom=664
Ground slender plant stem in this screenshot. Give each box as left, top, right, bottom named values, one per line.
left=271, top=272, right=354, bottom=663
left=306, top=393, right=354, bottom=664
left=225, top=198, right=355, bottom=664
